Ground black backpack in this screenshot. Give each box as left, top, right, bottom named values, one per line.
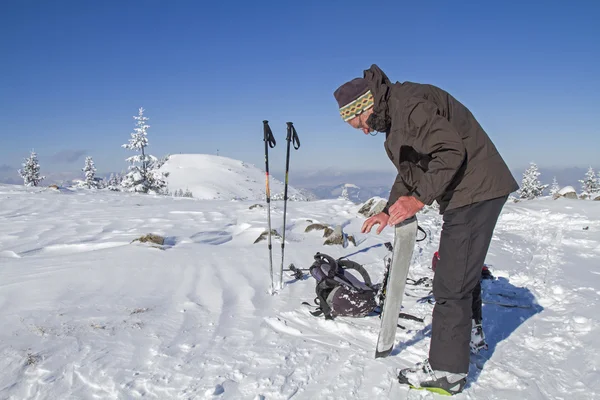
left=306, top=252, right=379, bottom=320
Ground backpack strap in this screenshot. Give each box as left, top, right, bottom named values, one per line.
left=306, top=252, right=343, bottom=320
left=336, top=259, right=376, bottom=289
left=313, top=252, right=340, bottom=278
left=314, top=278, right=339, bottom=319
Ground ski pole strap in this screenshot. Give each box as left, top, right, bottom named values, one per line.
left=416, top=225, right=427, bottom=242
left=263, top=120, right=276, bottom=148
left=286, top=122, right=300, bottom=150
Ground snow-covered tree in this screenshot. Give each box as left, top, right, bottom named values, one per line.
left=549, top=176, right=560, bottom=197
left=519, top=162, right=548, bottom=199
left=339, top=186, right=350, bottom=201
left=173, top=188, right=193, bottom=198
left=121, top=107, right=168, bottom=194
left=578, top=166, right=599, bottom=196
left=82, top=156, right=97, bottom=189
left=338, top=184, right=358, bottom=201
left=150, top=154, right=170, bottom=170
left=106, top=173, right=122, bottom=191
left=18, top=150, right=45, bottom=187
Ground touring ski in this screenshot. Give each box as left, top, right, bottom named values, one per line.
left=375, top=216, right=418, bottom=358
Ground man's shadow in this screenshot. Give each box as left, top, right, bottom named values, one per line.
left=466, top=276, right=543, bottom=387
left=392, top=275, right=543, bottom=387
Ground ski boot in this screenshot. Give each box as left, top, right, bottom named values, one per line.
left=398, top=359, right=467, bottom=396
left=470, top=319, right=488, bottom=353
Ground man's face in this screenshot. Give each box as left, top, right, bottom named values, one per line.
left=347, top=108, right=374, bottom=135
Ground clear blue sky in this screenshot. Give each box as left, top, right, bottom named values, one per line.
left=1, top=0, right=598, bottom=182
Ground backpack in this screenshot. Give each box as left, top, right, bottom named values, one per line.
left=306, top=252, right=379, bottom=320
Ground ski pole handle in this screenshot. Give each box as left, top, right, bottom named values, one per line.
left=286, top=122, right=300, bottom=149
left=263, top=120, right=276, bottom=148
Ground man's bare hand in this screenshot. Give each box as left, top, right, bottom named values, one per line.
left=388, top=196, right=425, bottom=226
left=361, top=212, right=390, bottom=234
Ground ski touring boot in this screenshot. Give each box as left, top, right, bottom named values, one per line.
left=470, top=319, right=488, bottom=353
left=398, top=359, right=467, bottom=396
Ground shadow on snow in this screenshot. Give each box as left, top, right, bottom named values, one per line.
left=392, top=275, right=543, bottom=388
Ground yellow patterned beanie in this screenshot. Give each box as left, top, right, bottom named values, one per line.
left=333, top=78, right=374, bottom=121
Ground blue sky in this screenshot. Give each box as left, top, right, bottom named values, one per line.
left=1, top=0, right=598, bottom=183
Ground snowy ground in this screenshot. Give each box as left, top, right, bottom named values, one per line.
left=0, top=184, right=599, bottom=399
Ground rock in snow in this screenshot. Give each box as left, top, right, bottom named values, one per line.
left=554, top=185, right=578, bottom=199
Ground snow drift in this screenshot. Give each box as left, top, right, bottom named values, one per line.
left=0, top=184, right=599, bottom=399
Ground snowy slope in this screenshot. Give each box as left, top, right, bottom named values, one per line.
left=0, top=184, right=599, bottom=399
left=160, top=154, right=308, bottom=201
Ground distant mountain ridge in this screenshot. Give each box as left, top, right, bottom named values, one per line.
left=307, top=182, right=390, bottom=204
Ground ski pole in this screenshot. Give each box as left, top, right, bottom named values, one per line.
left=263, top=120, right=276, bottom=293
left=279, top=121, right=300, bottom=290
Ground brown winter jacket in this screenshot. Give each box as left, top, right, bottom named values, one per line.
left=363, top=64, right=519, bottom=214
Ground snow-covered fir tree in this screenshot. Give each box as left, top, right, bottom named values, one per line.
left=120, top=107, right=168, bottom=194
left=549, top=176, right=560, bottom=197
left=106, top=173, right=123, bottom=191
left=18, top=150, right=45, bottom=187
left=150, top=154, right=170, bottom=170
left=578, top=166, right=599, bottom=196
left=339, top=186, right=350, bottom=201
left=173, top=188, right=193, bottom=198
left=82, top=156, right=97, bottom=189
left=519, top=162, right=548, bottom=199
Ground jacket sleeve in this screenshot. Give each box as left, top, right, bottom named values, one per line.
left=407, top=100, right=466, bottom=205
left=382, top=173, right=411, bottom=215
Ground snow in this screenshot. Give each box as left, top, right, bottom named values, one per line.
left=0, top=184, right=599, bottom=399
left=558, top=185, right=577, bottom=195
left=160, top=154, right=308, bottom=201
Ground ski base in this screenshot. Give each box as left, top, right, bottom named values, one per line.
left=375, top=348, right=392, bottom=359
left=374, top=216, right=418, bottom=358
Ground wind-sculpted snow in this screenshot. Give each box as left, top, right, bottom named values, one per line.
left=0, top=184, right=598, bottom=399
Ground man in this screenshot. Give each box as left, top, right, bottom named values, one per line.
left=333, top=64, right=518, bottom=395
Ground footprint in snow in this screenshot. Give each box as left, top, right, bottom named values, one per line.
left=206, top=383, right=224, bottom=396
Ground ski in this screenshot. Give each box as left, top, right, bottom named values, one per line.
left=375, top=216, right=418, bottom=358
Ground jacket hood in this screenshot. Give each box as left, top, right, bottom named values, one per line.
left=363, top=64, right=393, bottom=118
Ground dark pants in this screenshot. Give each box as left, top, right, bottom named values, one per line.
left=428, top=195, right=508, bottom=373
left=472, top=281, right=482, bottom=324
